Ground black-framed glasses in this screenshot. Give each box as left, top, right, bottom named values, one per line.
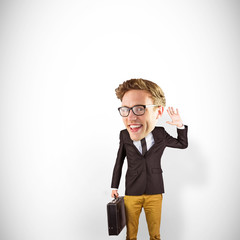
left=118, top=105, right=159, bottom=117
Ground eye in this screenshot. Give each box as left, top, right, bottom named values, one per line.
left=134, top=106, right=145, bottom=113
left=121, top=107, right=129, bottom=112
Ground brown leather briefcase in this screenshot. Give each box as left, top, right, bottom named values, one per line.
left=107, top=196, right=126, bottom=235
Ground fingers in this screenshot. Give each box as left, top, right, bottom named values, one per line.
left=111, top=190, right=119, bottom=198
left=167, top=107, right=179, bottom=116
left=166, top=106, right=183, bottom=127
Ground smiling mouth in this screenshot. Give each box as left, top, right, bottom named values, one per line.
left=129, top=124, right=142, bottom=132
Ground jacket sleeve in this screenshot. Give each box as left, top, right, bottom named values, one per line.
left=111, top=131, right=126, bottom=189
left=165, top=125, right=188, bottom=149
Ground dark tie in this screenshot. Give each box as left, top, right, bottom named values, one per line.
left=141, top=138, right=147, bottom=156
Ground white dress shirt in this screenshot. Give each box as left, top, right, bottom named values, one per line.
left=133, top=132, right=154, bottom=154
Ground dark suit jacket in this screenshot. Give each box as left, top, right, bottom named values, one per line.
left=111, top=126, right=188, bottom=196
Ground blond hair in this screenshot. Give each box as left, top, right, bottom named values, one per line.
left=115, top=78, right=166, bottom=107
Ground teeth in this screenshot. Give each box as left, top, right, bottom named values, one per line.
left=130, top=125, right=141, bottom=128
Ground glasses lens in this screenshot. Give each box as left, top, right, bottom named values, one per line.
left=132, top=106, right=145, bottom=116
left=119, top=107, right=129, bottom=117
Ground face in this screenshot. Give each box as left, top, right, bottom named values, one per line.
left=121, top=90, right=164, bottom=141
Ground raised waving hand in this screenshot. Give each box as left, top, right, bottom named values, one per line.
left=166, top=107, right=184, bottom=128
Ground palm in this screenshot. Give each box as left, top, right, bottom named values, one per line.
left=166, top=107, right=183, bottom=127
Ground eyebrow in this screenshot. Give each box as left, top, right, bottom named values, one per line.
left=121, top=104, right=145, bottom=107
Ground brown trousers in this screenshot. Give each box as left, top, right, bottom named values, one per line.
left=124, top=194, right=163, bottom=240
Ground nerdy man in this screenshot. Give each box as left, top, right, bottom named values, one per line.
left=111, top=78, right=188, bottom=240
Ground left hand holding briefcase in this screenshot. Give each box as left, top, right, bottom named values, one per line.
left=107, top=196, right=126, bottom=236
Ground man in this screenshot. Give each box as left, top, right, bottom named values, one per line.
left=111, top=78, right=188, bottom=240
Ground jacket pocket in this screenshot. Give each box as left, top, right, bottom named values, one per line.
left=151, top=168, right=163, bottom=174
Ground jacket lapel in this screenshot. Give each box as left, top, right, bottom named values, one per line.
left=122, top=129, right=143, bottom=156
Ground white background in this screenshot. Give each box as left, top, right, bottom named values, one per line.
left=0, top=1, right=239, bottom=239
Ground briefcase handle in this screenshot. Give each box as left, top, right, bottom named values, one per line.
left=112, top=194, right=119, bottom=203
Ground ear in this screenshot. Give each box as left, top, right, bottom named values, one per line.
left=156, top=106, right=164, bottom=119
